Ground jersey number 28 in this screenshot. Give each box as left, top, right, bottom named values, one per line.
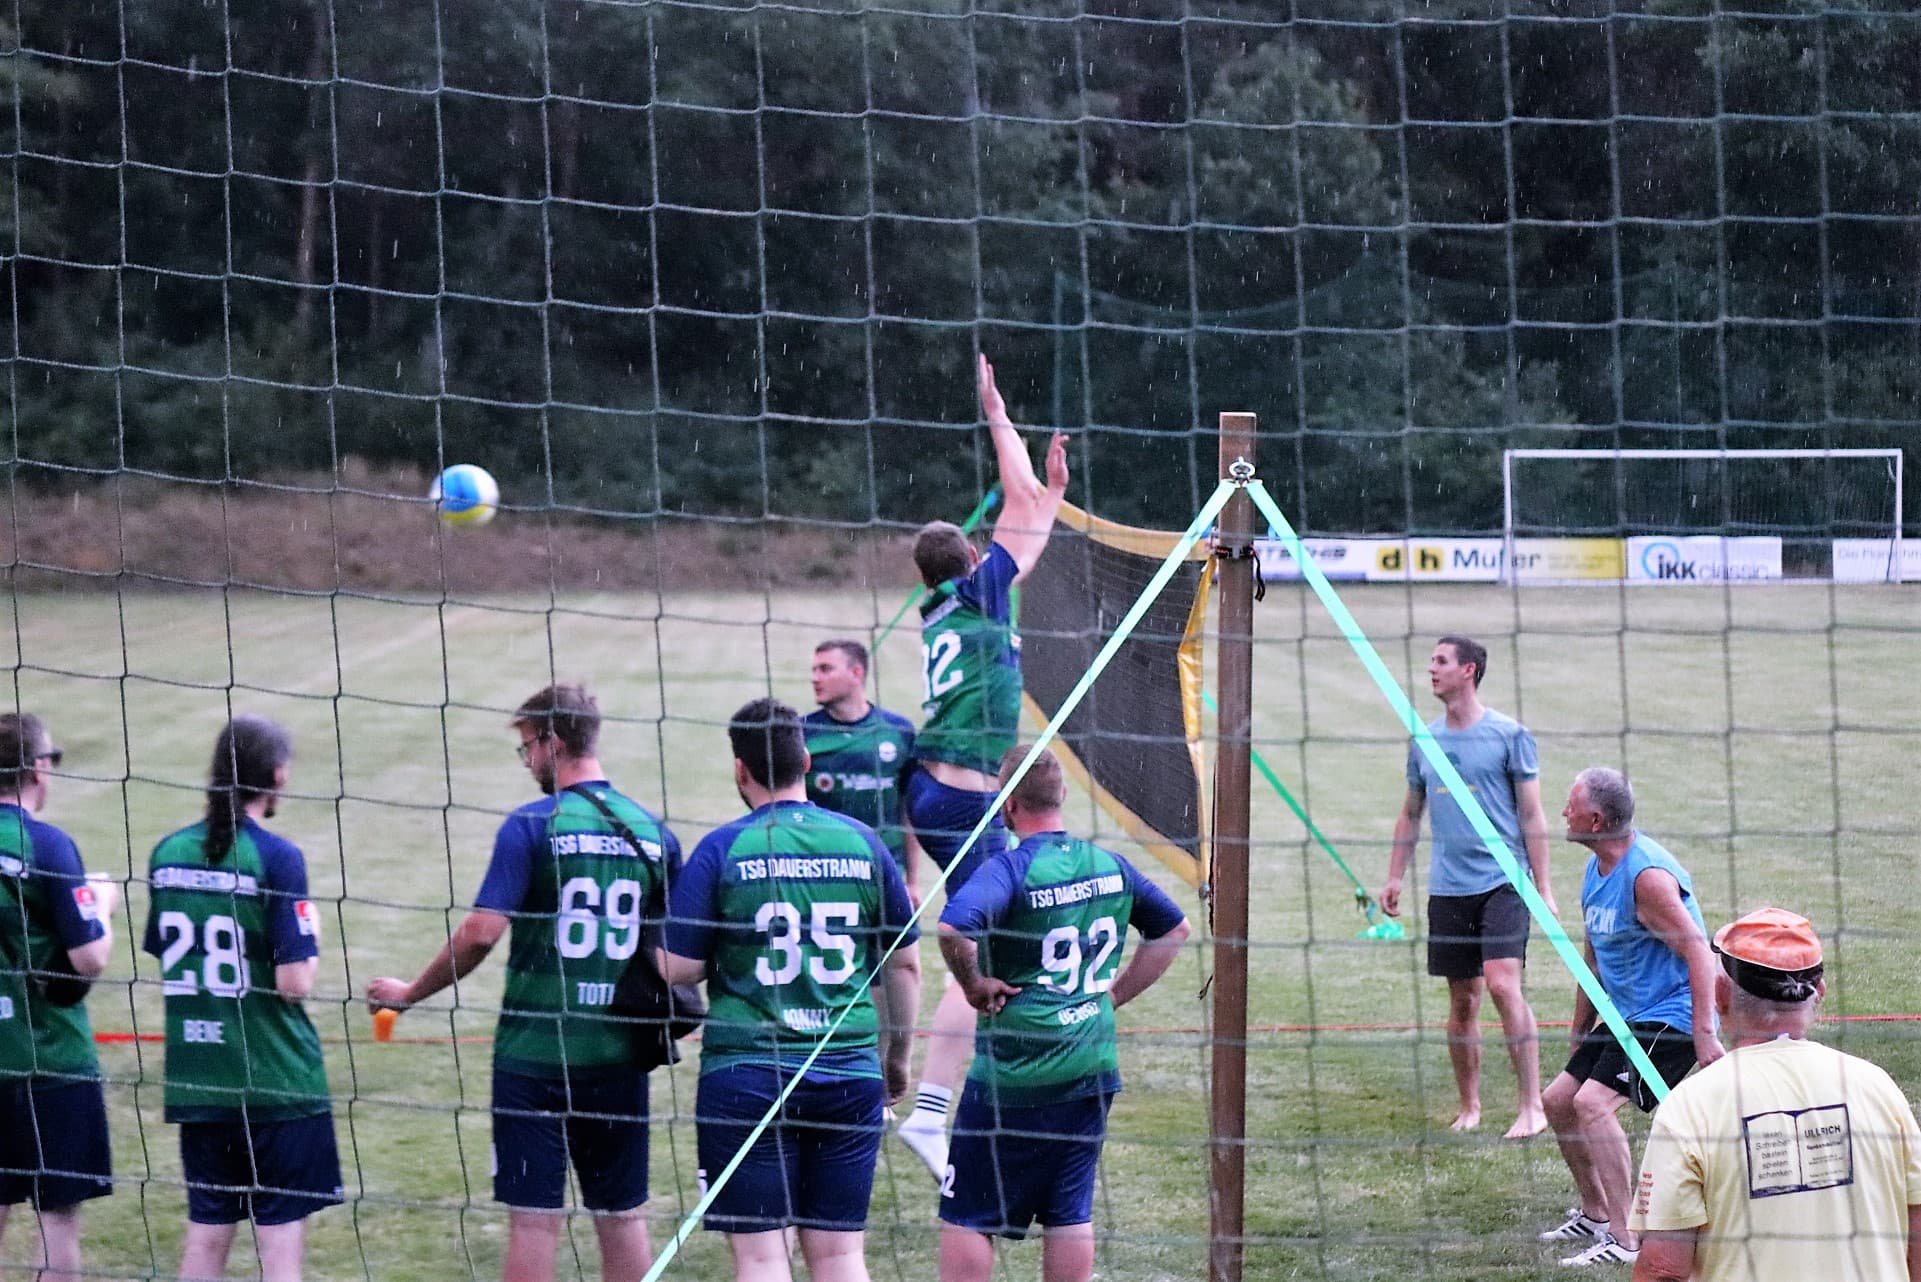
left=156, top=910, right=250, bottom=998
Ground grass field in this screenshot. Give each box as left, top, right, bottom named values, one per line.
left=2, top=579, right=1917, bottom=1281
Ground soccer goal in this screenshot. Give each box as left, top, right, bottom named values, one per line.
left=1502, top=449, right=1907, bottom=584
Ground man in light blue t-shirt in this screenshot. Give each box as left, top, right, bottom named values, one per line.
left=1534, top=765, right=1721, bottom=1268
left=1379, top=635, right=1556, bottom=1139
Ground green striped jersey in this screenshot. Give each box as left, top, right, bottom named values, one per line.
left=0, top=806, right=104, bottom=1081
left=141, top=819, right=329, bottom=1121
left=474, top=783, right=680, bottom=1075
left=802, top=705, right=915, bottom=863
left=939, top=831, right=1186, bottom=1105
left=667, top=801, right=918, bottom=1077
left=914, top=543, right=1023, bottom=775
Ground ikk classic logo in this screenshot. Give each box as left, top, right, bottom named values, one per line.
left=1627, top=536, right=1782, bottom=583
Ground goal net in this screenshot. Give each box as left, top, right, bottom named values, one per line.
left=1504, top=449, right=1908, bottom=583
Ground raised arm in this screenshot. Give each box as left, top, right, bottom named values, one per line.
left=979, top=354, right=1068, bottom=579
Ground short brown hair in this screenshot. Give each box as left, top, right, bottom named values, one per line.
left=815, top=639, right=869, bottom=671
left=913, top=521, right=973, bottom=588
left=1438, top=634, right=1488, bottom=687
left=0, top=713, right=51, bottom=794
left=513, top=683, right=601, bottom=757
left=998, top=744, right=1066, bottom=812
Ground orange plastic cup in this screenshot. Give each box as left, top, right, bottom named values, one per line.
left=373, top=1008, right=397, bottom=1043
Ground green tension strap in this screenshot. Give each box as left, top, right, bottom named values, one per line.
left=640, top=480, right=1236, bottom=1280
left=1197, top=687, right=1403, bottom=940
left=1242, top=480, right=1671, bottom=1103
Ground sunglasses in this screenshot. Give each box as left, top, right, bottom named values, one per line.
left=39, top=748, right=63, bottom=768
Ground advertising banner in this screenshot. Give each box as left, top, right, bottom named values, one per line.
left=1254, top=537, right=1373, bottom=581
left=1369, top=538, right=1503, bottom=582
left=1254, top=537, right=1627, bottom=583
left=1625, top=536, right=1782, bottom=583
left=1511, top=538, right=1627, bottom=582
left=1832, top=539, right=1921, bottom=584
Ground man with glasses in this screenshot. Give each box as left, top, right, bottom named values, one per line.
left=0, top=713, right=119, bottom=1282
left=369, top=683, right=680, bottom=1282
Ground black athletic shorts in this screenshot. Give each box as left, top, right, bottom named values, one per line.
left=1563, top=1022, right=1697, bottom=1113
left=1426, top=885, right=1530, bottom=979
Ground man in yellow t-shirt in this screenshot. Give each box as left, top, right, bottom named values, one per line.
left=1630, top=908, right=1921, bottom=1281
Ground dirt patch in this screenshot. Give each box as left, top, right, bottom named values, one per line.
left=1, top=461, right=920, bottom=596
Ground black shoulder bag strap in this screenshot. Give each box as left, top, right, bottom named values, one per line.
left=559, top=785, right=705, bottom=1064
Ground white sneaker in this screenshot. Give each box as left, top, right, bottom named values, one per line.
left=1539, top=1209, right=1609, bottom=1242
left=1560, top=1233, right=1638, bottom=1267
left=896, top=1111, right=949, bottom=1180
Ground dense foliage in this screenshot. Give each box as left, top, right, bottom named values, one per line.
left=5, top=0, right=1916, bottom=532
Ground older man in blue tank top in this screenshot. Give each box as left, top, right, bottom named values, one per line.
left=1536, top=766, right=1724, bottom=1269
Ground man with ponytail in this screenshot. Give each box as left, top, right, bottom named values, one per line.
left=143, top=715, right=340, bottom=1282
left=0, top=712, right=118, bottom=1282
left=368, top=683, right=680, bottom=1282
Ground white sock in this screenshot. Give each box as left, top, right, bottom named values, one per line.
left=904, top=1084, right=953, bottom=1126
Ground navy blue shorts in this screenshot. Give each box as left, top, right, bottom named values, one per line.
left=904, top=767, right=1006, bottom=893
left=695, top=1064, right=885, bottom=1233
left=0, top=1076, right=113, bottom=1211
left=940, top=1085, right=1110, bottom=1238
left=492, top=1064, right=650, bottom=1213
left=179, top=1112, right=343, bottom=1227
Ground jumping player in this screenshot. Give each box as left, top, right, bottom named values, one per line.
left=369, top=683, right=678, bottom=1282
left=803, top=639, right=924, bottom=903
left=898, top=353, right=1070, bottom=1176
left=664, top=698, right=920, bottom=1282
left=935, top=745, right=1189, bottom=1282
left=0, top=714, right=118, bottom=1282
left=144, top=716, right=340, bottom=1282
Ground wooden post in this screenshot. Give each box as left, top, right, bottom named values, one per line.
left=1209, top=411, right=1257, bottom=1282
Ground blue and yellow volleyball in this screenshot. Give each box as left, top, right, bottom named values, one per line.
left=429, top=464, right=499, bottom=526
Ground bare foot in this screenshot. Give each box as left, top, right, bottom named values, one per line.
left=1449, top=1106, right=1481, bottom=1132
left=1504, top=1109, right=1548, bottom=1139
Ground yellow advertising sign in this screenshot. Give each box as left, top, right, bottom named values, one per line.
left=1513, top=538, right=1625, bottom=582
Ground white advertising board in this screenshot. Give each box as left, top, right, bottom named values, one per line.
left=1832, top=539, right=1921, bottom=584
left=1625, top=536, right=1782, bottom=583
left=1254, top=537, right=1373, bottom=581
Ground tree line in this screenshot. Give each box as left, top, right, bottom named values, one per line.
left=6, top=0, right=1915, bottom=535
